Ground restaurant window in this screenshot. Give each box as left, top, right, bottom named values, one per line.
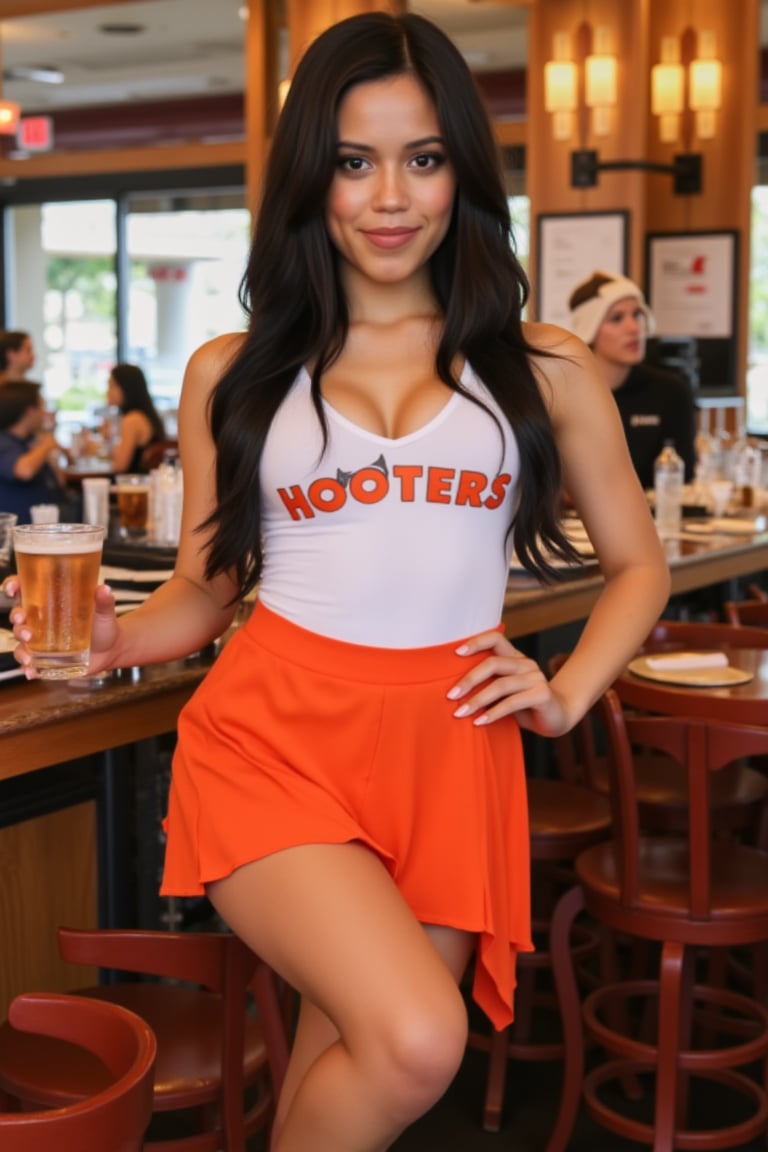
left=748, top=178, right=768, bottom=434
left=124, top=190, right=250, bottom=431
left=3, top=181, right=249, bottom=442
left=6, top=200, right=118, bottom=436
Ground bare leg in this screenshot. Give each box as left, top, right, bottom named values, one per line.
left=271, top=922, right=476, bottom=1145
left=207, top=842, right=474, bottom=1152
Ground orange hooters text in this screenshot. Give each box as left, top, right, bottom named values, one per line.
left=277, top=464, right=513, bottom=520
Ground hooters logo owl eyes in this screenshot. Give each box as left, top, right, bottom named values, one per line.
left=278, top=454, right=512, bottom=520
left=336, top=453, right=389, bottom=488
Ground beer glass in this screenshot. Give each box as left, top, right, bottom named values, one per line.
left=0, top=512, right=17, bottom=569
left=115, top=474, right=150, bottom=539
left=12, top=523, right=104, bottom=679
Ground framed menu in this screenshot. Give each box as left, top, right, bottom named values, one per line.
left=645, top=230, right=739, bottom=394
left=535, top=210, right=629, bottom=328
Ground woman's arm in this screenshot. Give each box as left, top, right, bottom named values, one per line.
left=9, top=333, right=245, bottom=676
left=448, top=324, right=670, bottom=735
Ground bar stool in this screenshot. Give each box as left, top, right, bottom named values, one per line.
left=0, top=928, right=289, bottom=1151
left=724, top=597, right=768, bottom=627
left=467, top=776, right=611, bottom=1131
left=547, top=693, right=768, bottom=1152
left=0, top=992, right=156, bottom=1151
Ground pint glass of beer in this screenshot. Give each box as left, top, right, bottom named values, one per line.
left=115, top=474, right=150, bottom=539
left=13, top=523, right=104, bottom=679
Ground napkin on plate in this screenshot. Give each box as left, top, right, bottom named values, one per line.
left=645, top=650, right=728, bottom=671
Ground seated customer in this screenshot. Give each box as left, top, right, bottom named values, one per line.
left=0, top=329, right=35, bottom=384
left=106, top=363, right=166, bottom=473
left=567, top=271, right=696, bottom=489
left=0, top=380, right=76, bottom=523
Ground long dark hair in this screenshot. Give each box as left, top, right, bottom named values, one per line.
left=206, top=11, right=577, bottom=595
left=110, top=363, right=165, bottom=441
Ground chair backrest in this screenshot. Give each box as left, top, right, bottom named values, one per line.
left=724, top=598, right=768, bottom=628
left=642, top=618, right=768, bottom=651
left=58, top=927, right=289, bottom=1106
left=0, top=992, right=155, bottom=1151
left=591, top=689, right=768, bottom=920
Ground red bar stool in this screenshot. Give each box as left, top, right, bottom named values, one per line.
left=548, top=693, right=768, bottom=1152
left=0, top=928, right=289, bottom=1151
left=0, top=992, right=156, bottom=1151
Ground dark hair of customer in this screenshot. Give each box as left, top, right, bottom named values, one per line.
left=205, top=10, right=573, bottom=597
left=109, top=363, right=165, bottom=442
left=0, top=379, right=43, bottom=428
left=0, top=330, right=33, bottom=375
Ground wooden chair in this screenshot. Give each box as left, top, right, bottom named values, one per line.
left=467, top=776, right=612, bottom=1131
left=547, top=694, right=768, bottom=1152
left=0, top=929, right=289, bottom=1151
left=0, top=992, right=156, bottom=1151
left=550, top=622, right=768, bottom=838
left=724, top=597, right=768, bottom=627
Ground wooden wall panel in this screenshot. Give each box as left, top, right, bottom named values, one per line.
left=0, top=803, right=97, bottom=1016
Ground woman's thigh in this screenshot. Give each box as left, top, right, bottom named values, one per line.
left=206, top=841, right=470, bottom=1051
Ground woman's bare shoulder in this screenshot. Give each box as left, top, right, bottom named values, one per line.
left=188, top=332, right=246, bottom=376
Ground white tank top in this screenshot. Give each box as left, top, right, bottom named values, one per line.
left=258, top=362, right=520, bottom=647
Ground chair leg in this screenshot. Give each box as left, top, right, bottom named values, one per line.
left=654, top=940, right=685, bottom=1152
left=545, top=884, right=585, bottom=1152
left=482, top=1026, right=510, bottom=1132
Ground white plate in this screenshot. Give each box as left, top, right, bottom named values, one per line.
left=628, top=654, right=754, bottom=688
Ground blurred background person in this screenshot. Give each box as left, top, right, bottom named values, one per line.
left=0, top=330, right=35, bottom=383
left=0, top=380, right=78, bottom=523
left=567, top=272, right=696, bottom=489
left=106, top=362, right=166, bottom=473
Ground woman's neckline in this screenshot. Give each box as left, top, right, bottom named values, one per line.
left=299, top=361, right=472, bottom=446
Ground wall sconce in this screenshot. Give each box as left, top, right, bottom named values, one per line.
left=584, top=27, right=617, bottom=137
left=544, top=31, right=577, bottom=141
left=651, top=29, right=722, bottom=144
left=554, top=22, right=709, bottom=195
left=688, top=31, right=722, bottom=141
left=544, top=26, right=617, bottom=140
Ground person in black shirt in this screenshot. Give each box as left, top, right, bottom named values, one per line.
left=567, top=271, right=696, bottom=489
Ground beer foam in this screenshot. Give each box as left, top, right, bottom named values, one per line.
left=14, top=538, right=102, bottom=555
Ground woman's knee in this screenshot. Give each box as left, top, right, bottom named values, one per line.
left=366, top=980, right=469, bottom=1119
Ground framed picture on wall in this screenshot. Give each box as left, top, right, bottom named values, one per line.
left=645, top=230, right=739, bottom=395
left=535, top=210, right=629, bottom=328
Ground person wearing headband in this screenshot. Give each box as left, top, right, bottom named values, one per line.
left=567, top=271, right=696, bottom=489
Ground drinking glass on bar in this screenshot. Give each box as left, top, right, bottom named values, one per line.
left=115, top=474, right=150, bottom=539
left=0, top=512, right=17, bottom=570
left=12, top=523, right=104, bottom=679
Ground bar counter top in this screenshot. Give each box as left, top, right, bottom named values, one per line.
left=1, top=525, right=766, bottom=783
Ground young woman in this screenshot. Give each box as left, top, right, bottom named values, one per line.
left=106, top=362, right=166, bottom=473
left=9, top=13, right=669, bottom=1150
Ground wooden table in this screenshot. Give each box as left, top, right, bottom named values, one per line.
left=615, top=646, right=768, bottom=725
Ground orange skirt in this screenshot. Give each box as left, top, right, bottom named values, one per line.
left=161, top=603, right=532, bottom=1029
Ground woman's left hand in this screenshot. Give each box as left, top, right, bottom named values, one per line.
left=448, top=630, right=569, bottom=736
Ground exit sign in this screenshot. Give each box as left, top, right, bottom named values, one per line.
left=17, top=116, right=54, bottom=153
